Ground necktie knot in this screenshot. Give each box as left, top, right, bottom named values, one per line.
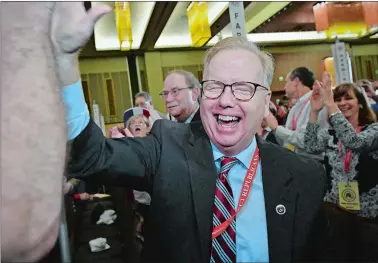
left=220, top=156, right=238, bottom=169
left=219, top=157, right=238, bottom=182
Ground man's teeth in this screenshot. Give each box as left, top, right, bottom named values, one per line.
left=217, top=115, right=240, bottom=122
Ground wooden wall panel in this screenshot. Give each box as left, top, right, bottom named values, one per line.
left=270, top=51, right=331, bottom=92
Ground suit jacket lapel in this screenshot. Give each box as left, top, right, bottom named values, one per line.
left=258, top=138, right=297, bottom=263
left=191, top=108, right=202, bottom=123
left=184, top=122, right=217, bottom=262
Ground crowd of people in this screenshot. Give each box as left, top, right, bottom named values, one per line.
left=2, top=2, right=378, bottom=263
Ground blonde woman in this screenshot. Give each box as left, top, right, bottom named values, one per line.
left=126, top=114, right=151, bottom=138
left=109, top=109, right=159, bottom=243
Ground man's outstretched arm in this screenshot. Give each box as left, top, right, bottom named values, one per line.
left=1, top=3, right=66, bottom=262
left=1, top=2, right=110, bottom=262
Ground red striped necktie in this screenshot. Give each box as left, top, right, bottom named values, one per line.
left=210, top=157, right=238, bottom=263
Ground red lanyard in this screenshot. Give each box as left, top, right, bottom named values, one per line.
left=338, top=126, right=362, bottom=173
left=291, top=96, right=311, bottom=131
left=212, top=147, right=260, bottom=239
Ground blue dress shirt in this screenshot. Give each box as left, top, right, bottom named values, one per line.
left=61, top=81, right=269, bottom=262
left=61, top=80, right=90, bottom=140
left=211, top=140, right=269, bottom=262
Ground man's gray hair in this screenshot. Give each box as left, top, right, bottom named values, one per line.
left=135, top=91, right=152, bottom=102
left=165, top=70, right=201, bottom=89
left=203, top=37, right=275, bottom=87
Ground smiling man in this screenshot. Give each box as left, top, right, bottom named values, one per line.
left=160, top=70, right=201, bottom=123
left=63, top=36, right=328, bottom=262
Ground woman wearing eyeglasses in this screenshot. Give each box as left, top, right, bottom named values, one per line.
left=305, top=72, right=378, bottom=262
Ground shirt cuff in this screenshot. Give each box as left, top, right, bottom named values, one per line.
left=274, top=126, right=285, bottom=140
left=61, top=80, right=90, bottom=140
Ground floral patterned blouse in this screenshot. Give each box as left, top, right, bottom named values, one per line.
left=304, top=112, right=378, bottom=219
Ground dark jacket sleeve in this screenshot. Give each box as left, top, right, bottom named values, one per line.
left=67, top=119, right=162, bottom=191
left=265, top=132, right=279, bottom=145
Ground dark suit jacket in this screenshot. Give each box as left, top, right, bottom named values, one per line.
left=68, top=119, right=328, bottom=263
left=191, top=108, right=201, bottom=123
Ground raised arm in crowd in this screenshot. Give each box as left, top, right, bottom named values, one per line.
left=1, top=3, right=110, bottom=262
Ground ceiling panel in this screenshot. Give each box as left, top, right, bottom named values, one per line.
left=253, top=2, right=317, bottom=33
left=93, top=1, right=155, bottom=51
left=85, top=1, right=375, bottom=54
left=155, top=1, right=229, bottom=48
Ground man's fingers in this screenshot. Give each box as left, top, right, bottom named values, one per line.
left=51, top=2, right=112, bottom=54
left=87, top=4, right=113, bottom=24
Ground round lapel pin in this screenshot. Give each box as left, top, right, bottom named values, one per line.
left=276, top=204, right=286, bottom=215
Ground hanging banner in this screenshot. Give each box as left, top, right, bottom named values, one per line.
left=229, top=2, right=246, bottom=38
left=187, top=2, right=212, bottom=47
left=100, top=114, right=106, bottom=135
left=92, top=101, right=101, bottom=128
left=331, top=40, right=353, bottom=85
left=115, top=2, right=133, bottom=51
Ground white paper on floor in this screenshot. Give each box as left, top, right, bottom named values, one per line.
left=97, top=209, right=117, bottom=225
left=89, top=237, right=110, bottom=252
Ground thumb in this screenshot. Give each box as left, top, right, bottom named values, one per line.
left=87, top=5, right=113, bottom=25
left=68, top=5, right=112, bottom=53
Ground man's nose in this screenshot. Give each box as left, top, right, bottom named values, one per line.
left=218, top=86, right=236, bottom=108
left=165, top=92, right=174, bottom=103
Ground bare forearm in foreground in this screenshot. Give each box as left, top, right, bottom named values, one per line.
left=1, top=3, right=66, bottom=262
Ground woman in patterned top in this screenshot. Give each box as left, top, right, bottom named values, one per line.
left=305, top=72, right=378, bottom=262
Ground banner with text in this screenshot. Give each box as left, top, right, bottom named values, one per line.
left=229, top=2, right=246, bottom=38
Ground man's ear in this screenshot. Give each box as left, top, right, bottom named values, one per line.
left=192, top=87, right=200, bottom=101
left=264, top=91, right=272, bottom=118
left=294, top=77, right=301, bottom=87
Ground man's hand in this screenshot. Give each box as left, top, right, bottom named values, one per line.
left=50, top=2, right=112, bottom=86
left=362, top=82, right=376, bottom=99
left=51, top=2, right=111, bottom=56
left=79, top=193, right=92, bottom=200
left=264, top=112, right=279, bottom=131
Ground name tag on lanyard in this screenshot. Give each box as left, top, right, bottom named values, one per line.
left=337, top=126, right=361, bottom=211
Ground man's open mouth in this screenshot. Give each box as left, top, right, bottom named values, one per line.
left=214, top=114, right=241, bottom=128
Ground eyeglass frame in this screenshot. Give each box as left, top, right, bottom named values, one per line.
left=200, top=80, right=269, bottom=101
left=129, top=120, right=147, bottom=126
left=158, top=86, right=194, bottom=99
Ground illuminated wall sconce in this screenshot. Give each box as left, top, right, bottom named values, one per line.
left=115, top=2, right=133, bottom=51
left=324, top=57, right=336, bottom=88
left=313, top=2, right=378, bottom=39
left=187, top=2, right=212, bottom=47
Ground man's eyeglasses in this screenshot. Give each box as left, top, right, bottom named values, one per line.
left=129, top=121, right=146, bottom=126
left=200, top=80, right=268, bottom=101
left=159, top=87, right=191, bottom=98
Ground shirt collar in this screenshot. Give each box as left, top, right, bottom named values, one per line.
left=211, top=136, right=257, bottom=168
left=295, top=90, right=312, bottom=105
left=184, top=105, right=200, bottom=124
